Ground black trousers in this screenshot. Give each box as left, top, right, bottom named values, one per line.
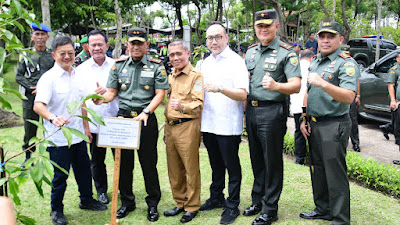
left=116, top=109, right=161, bottom=208
left=309, top=116, right=351, bottom=225
left=202, top=132, right=242, bottom=209
left=394, top=108, right=400, bottom=146
left=246, top=101, right=287, bottom=216
left=293, top=113, right=306, bottom=162
left=349, top=100, right=360, bottom=146
left=23, top=106, right=39, bottom=158
left=89, top=133, right=109, bottom=194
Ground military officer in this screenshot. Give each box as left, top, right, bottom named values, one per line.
left=387, top=53, right=400, bottom=165
left=299, top=22, right=358, bottom=225
left=94, top=27, right=169, bottom=222
left=15, top=23, right=54, bottom=163
left=74, top=36, right=90, bottom=67
left=244, top=10, right=301, bottom=225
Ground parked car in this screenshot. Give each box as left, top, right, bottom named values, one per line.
left=348, top=36, right=397, bottom=69
left=358, top=49, right=400, bottom=123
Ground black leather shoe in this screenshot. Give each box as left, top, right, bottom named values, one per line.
left=299, top=210, right=332, bottom=221
left=50, top=211, right=68, bottom=225
left=252, top=213, right=278, bottom=225
left=379, top=125, right=390, bottom=140
left=199, top=198, right=225, bottom=211
left=353, top=144, right=361, bottom=152
left=97, top=192, right=109, bottom=204
left=147, top=206, right=159, bottom=222
left=220, top=207, right=240, bottom=224
left=79, top=199, right=107, bottom=211
left=180, top=211, right=197, bottom=223
left=164, top=207, right=184, bottom=216
left=393, top=160, right=400, bottom=165
left=243, top=204, right=262, bottom=216
left=116, top=205, right=136, bottom=219
left=295, top=158, right=304, bottom=165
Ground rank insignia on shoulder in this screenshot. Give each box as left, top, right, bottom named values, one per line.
left=279, top=42, right=292, bottom=50
left=346, top=67, right=355, bottom=76
left=248, top=43, right=258, bottom=49
left=115, top=58, right=127, bottom=62
left=111, top=65, right=116, bottom=71
left=339, top=53, right=350, bottom=59
left=344, top=62, right=355, bottom=67
left=150, top=58, right=162, bottom=64
left=288, top=52, right=297, bottom=57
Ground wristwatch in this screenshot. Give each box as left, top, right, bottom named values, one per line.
left=143, top=107, right=151, bottom=115
left=49, top=114, right=56, bottom=124
left=218, top=84, right=224, bottom=93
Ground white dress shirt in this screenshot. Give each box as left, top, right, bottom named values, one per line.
left=35, top=63, right=86, bottom=147
left=76, top=56, right=118, bottom=134
left=200, top=47, right=249, bottom=136
left=290, top=59, right=310, bottom=114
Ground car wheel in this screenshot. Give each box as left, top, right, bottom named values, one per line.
left=356, top=60, right=367, bottom=70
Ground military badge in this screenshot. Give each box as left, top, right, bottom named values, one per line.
left=121, top=83, right=127, bottom=91
left=270, top=65, right=275, bottom=70
left=264, top=64, right=269, bottom=69
left=145, top=85, right=150, bottom=90
left=346, top=67, right=355, bottom=76
left=321, top=72, right=325, bottom=78
left=273, top=50, right=278, bottom=53
left=331, top=60, right=336, bottom=65
left=122, top=69, right=128, bottom=73
left=118, top=79, right=122, bottom=83
left=290, top=57, right=298, bottom=66
left=161, top=69, right=167, bottom=77
left=328, top=75, right=333, bottom=80
left=126, top=78, right=130, bottom=83
left=111, top=65, right=116, bottom=71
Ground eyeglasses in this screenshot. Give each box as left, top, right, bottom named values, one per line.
left=57, top=51, right=75, bottom=58
left=206, top=35, right=223, bottom=42
left=169, top=52, right=183, bottom=58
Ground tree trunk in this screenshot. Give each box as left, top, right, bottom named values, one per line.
left=252, top=0, right=256, bottom=43
left=332, top=0, right=336, bottom=21
left=215, top=0, right=223, bottom=22
left=175, top=1, right=184, bottom=37
left=89, top=0, right=97, bottom=29
left=341, top=0, right=351, bottom=43
left=114, top=0, right=122, bottom=59
left=319, top=0, right=330, bottom=20
left=208, top=0, right=213, bottom=21
left=195, top=2, right=202, bottom=43
left=41, top=0, right=52, bottom=47
left=375, top=0, right=383, bottom=62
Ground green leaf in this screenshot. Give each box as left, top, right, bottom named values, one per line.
left=61, top=126, right=73, bottom=148
left=43, top=157, right=54, bottom=178
left=83, top=107, right=105, bottom=126
left=29, top=162, right=43, bottom=183
left=66, top=100, right=81, bottom=115
left=12, top=20, right=25, bottom=32
left=17, top=214, right=35, bottom=225
left=17, top=171, right=29, bottom=185
left=33, top=179, right=44, bottom=197
left=49, top=159, right=69, bottom=176
left=27, top=119, right=47, bottom=133
left=8, top=178, right=21, bottom=205
left=28, top=136, right=40, bottom=146
left=83, top=93, right=106, bottom=103
left=0, top=135, right=20, bottom=144
left=42, top=175, right=53, bottom=187
left=0, top=96, right=12, bottom=110
left=0, top=177, right=8, bottom=187
left=4, top=88, right=27, bottom=100
left=38, top=141, right=47, bottom=155
left=64, top=127, right=89, bottom=142
left=76, top=115, right=97, bottom=127
left=4, top=29, right=14, bottom=40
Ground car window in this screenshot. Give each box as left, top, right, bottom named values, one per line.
left=383, top=41, right=397, bottom=50
left=376, top=56, right=397, bottom=73
left=371, top=39, right=384, bottom=48
left=349, top=39, right=367, bottom=47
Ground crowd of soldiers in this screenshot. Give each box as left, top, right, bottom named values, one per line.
left=16, top=9, right=365, bottom=225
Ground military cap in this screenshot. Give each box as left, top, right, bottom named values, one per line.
left=31, top=23, right=51, bottom=32
left=80, top=36, right=88, bottom=44
left=255, top=10, right=277, bottom=25
left=127, top=27, right=148, bottom=42
left=317, top=21, right=343, bottom=35
left=293, top=42, right=302, bottom=48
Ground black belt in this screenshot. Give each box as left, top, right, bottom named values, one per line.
left=248, top=100, right=281, bottom=107
left=167, top=118, right=193, bottom=126
left=310, top=114, right=349, bottom=122
left=118, top=108, right=144, bottom=118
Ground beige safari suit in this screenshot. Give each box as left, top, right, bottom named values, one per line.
left=164, top=62, right=204, bottom=212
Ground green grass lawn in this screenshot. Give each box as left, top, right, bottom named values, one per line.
left=1, top=62, right=400, bottom=225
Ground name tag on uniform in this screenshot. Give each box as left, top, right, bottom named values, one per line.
left=119, top=73, right=129, bottom=77
left=265, top=57, right=277, bottom=64
left=141, top=71, right=154, bottom=78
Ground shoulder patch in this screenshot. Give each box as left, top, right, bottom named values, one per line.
left=150, top=58, right=162, bottom=64
left=115, top=58, right=127, bottom=63
left=393, top=66, right=398, bottom=70
left=279, top=42, right=292, bottom=50
left=339, top=53, right=350, bottom=59
left=344, top=62, right=355, bottom=67
left=248, top=43, right=258, bottom=49
left=111, top=65, right=116, bottom=71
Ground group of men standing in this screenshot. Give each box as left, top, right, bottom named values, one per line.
left=17, top=8, right=359, bottom=225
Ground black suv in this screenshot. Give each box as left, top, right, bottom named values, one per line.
left=358, top=49, right=400, bottom=123
left=348, top=37, right=397, bottom=69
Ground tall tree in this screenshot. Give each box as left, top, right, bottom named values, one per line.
left=375, top=0, right=383, bottom=62
left=41, top=0, right=52, bottom=47
left=114, top=0, right=122, bottom=58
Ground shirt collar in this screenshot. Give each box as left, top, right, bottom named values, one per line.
left=317, top=48, right=342, bottom=62
left=53, top=63, right=75, bottom=78
left=257, top=37, right=280, bottom=52
left=127, top=55, right=148, bottom=65
left=172, top=62, right=193, bottom=77
left=88, top=56, right=112, bottom=68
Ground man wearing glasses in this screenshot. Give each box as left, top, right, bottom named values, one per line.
left=198, top=21, right=249, bottom=225
left=16, top=23, right=54, bottom=164
left=34, top=36, right=107, bottom=225
left=244, top=10, right=301, bottom=225
left=94, top=27, right=169, bottom=222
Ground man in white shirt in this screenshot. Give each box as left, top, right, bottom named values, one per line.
left=290, top=49, right=314, bottom=165
left=34, top=36, right=106, bottom=225
left=198, top=21, right=249, bottom=225
left=76, top=30, right=118, bottom=205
